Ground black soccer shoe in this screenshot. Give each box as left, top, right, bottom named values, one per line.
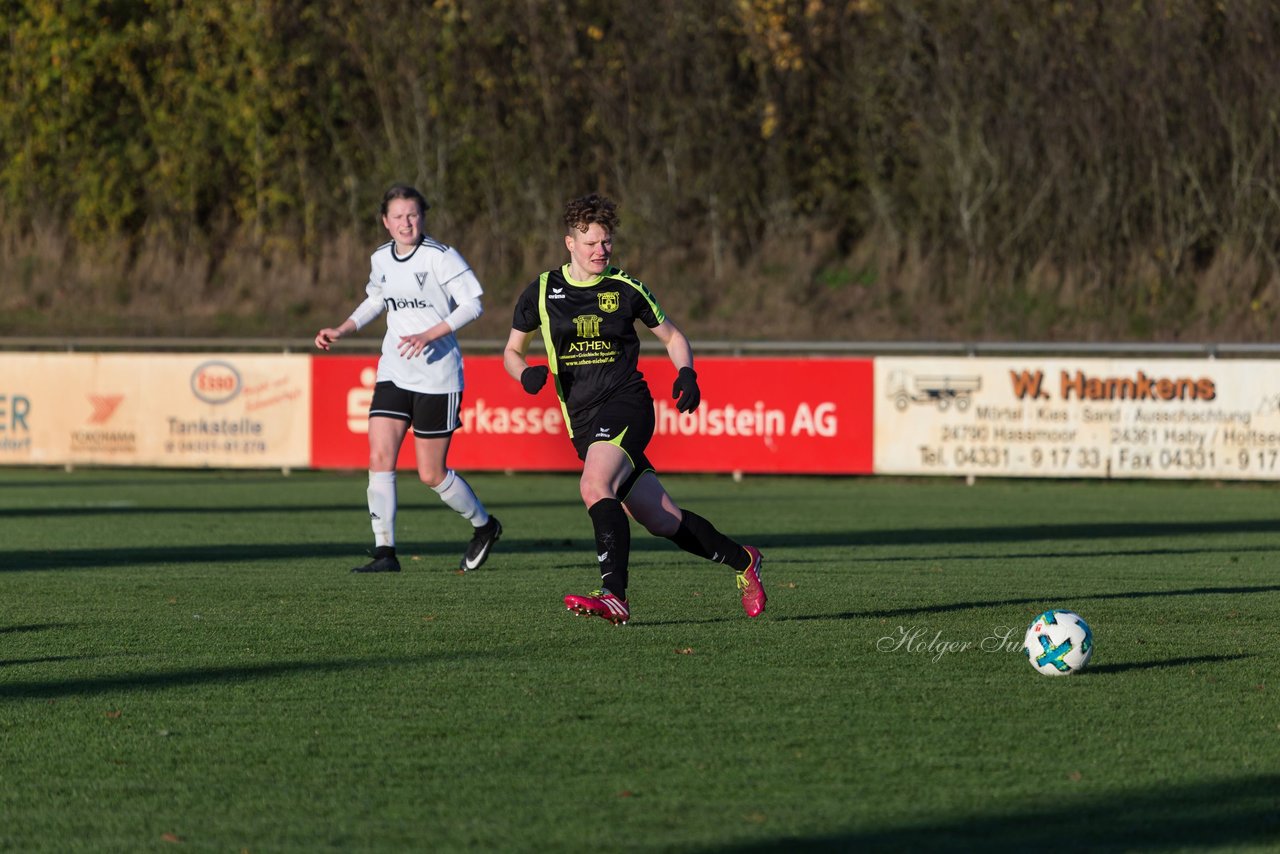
left=460, top=516, right=502, bottom=571
left=352, top=548, right=401, bottom=573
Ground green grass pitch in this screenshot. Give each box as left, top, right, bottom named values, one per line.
left=2, top=469, right=1278, bottom=852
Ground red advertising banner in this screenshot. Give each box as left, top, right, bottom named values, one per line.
left=310, top=356, right=873, bottom=475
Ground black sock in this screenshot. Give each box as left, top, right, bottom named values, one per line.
left=588, top=498, right=630, bottom=599
left=668, top=510, right=749, bottom=571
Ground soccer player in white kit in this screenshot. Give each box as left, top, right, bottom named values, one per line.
left=315, top=185, right=501, bottom=573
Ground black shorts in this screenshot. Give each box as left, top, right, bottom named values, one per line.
left=570, top=395, right=656, bottom=499
left=369, top=382, right=462, bottom=438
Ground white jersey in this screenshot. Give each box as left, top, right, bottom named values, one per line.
left=347, top=236, right=484, bottom=394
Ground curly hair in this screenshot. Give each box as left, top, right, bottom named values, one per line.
left=563, top=193, right=619, bottom=234
left=381, top=184, right=430, bottom=217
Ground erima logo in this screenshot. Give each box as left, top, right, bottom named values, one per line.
left=598, top=552, right=608, bottom=563
left=548, top=287, right=566, bottom=300
left=594, top=427, right=612, bottom=439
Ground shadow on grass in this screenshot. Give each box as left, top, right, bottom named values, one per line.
left=0, top=475, right=320, bottom=490
left=0, top=537, right=595, bottom=571
left=674, top=519, right=1280, bottom=558
left=0, top=653, right=492, bottom=701
left=1085, top=653, right=1251, bottom=675
left=778, top=584, right=1280, bottom=623
left=0, top=623, right=74, bottom=635
left=11, top=520, right=1280, bottom=573
left=845, top=543, right=1280, bottom=564
left=6, top=511, right=1279, bottom=572
left=632, top=616, right=737, bottom=628
left=0, top=495, right=586, bottom=519
left=614, top=519, right=1280, bottom=556
left=838, top=519, right=1280, bottom=547
left=0, top=655, right=97, bottom=668
left=709, top=774, right=1280, bottom=852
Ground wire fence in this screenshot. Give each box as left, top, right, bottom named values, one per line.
left=4, top=337, right=1280, bottom=358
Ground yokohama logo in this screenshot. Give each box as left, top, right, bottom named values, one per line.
left=88, top=394, right=124, bottom=424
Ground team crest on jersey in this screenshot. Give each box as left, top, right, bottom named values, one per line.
left=415, top=273, right=428, bottom=290
left=597, top=292, right=619, bottom=313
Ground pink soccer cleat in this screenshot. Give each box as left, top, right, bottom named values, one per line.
left=736, top=546, right=766, bottom=617
left=564, top=590, right=630, bottom=625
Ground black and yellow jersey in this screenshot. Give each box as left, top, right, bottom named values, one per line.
left=512, top=264, right=666, bottom=437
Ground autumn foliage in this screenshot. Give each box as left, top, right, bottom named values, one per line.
left=2, top=0, right=1278, bottom=342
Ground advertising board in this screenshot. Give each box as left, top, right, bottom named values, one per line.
left=876, top=357, right=1280, bottom=479
left=311, top=355, right=874, bottom=475
left=0, top=353, right=310, bottom=468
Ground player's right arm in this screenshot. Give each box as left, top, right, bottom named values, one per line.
left=315, top=318, right=358, bottom=350
left=506, top=279, right=550, bottom=393
left=505, top=327, right=550, bottom=394
left=315, top=263, right=386, bottom=350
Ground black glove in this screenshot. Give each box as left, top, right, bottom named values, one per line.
left=672, top=366, right=700, bottom=412
left=520, top=365, right=549, bottom=394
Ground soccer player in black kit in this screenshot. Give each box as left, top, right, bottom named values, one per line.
left=502, top=193, right=765, bottom=625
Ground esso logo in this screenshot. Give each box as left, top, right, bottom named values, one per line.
left=191, top=360, right=242, bottom=404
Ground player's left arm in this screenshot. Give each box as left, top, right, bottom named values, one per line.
left=650, top=319, right=692, bottom=372
left=397, top=254, right=484, bottom=358
left=396, top=297, right=482, bottom=358
left=650, top=319, right=701, bottom=412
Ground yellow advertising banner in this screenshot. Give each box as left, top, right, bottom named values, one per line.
left=0, top=353, right=310, bottom=468
left=875, top=357, right=1280, bottom=480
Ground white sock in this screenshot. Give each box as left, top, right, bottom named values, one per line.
left=432, top=469, right=489, bottom=526
left=367, top=470, right=397, bottom=547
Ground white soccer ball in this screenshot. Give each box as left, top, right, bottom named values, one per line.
left=1023, top=609, right=1094, bottom=676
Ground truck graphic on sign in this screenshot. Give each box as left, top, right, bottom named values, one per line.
left=886, top=370, right=982, bottom=411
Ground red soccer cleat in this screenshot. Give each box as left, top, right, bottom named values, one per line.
left=736, top=546, right=766, bottom=617
left=564, top=590, right=630, bottom=625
